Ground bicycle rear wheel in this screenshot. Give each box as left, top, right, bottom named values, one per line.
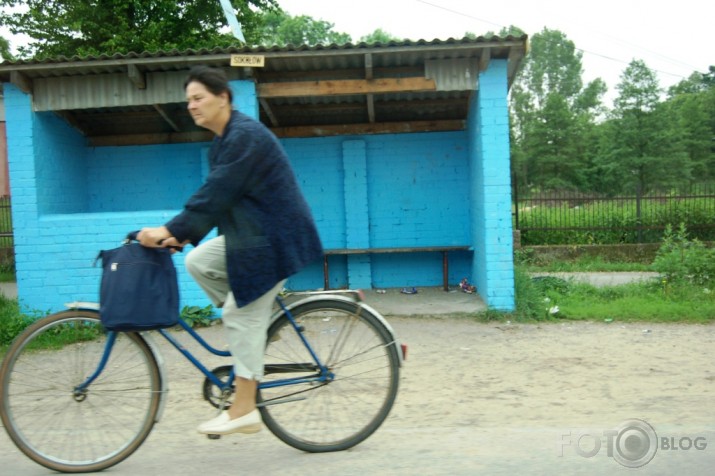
left=259, top=299, right=400, bottom=452
left=0, top=310, right=162, bottom=473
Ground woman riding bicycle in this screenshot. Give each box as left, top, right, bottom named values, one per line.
left=138, top=65, right=323, bottom=436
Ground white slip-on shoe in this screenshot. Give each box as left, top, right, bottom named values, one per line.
left=197, top=409, right=262, bottom=435
left=197, top=412, right=230, bottom=433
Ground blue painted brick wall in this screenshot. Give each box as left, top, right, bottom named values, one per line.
left=367, top=131, right=470, bottom=248
left=34, top=112, right=88, bottom=215
left=87, top=144, right=203, bottom=212
left=468, top=60, right=515, bottom=310
left=342, top=140, right=372, bottom=288
left=284, top=131, right=473, bottom=289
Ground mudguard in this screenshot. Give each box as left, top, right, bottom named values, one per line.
left=270, top=291, right=405, bottom=366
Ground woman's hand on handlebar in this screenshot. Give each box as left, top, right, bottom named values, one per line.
left=137, top=226, right=170, bottom=247
left=160, top=236, right=187, bottom=251
left=137, top=227, right=188, bottom=252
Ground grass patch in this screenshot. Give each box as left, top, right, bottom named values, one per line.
left=493, top=261, right=715, bottom=323
left=548, top=281, right=715, bottom=323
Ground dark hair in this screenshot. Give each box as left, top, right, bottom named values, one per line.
left=184, top=65, right=233, bottom=104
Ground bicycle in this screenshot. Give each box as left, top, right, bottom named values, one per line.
left=0, top=289, right=404, bottom=473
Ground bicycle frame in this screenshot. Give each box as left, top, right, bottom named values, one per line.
left=74, top=296, right=334, bottom=401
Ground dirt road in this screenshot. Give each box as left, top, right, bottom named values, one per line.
left=2, top=306, right=714, bottom=475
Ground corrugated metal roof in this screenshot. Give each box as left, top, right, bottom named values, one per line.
left=0, top=36, right=528, bottom=144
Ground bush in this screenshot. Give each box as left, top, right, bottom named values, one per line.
left=0, top=296, right=34, bottom=346
left=180, top=304, right=216, bottom=328
left=512, top=265, right=571, bottom=320
left=653, top=224, right=715, bottom=285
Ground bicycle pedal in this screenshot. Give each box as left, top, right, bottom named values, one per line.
left=207, top=434, right=221, bottom=440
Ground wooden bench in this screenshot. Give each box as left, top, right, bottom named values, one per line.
left=323, top=246, right=472, bottom=291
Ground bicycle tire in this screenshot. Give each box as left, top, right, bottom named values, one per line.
left=0, top=310, right=162, bottom=473
left=259, top=299, right=400, bottom=452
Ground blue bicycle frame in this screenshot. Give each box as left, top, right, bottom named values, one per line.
left=75, top=296, right=333, bottom=397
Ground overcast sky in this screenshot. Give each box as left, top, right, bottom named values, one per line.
left=278, top=0, right=712, bottom=106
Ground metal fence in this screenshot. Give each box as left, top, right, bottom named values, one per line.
left=513, top=184, right=715, bottom=245
left=0, top=196, right=13, bottom=267
left=0, top=196, right=11, bottom=238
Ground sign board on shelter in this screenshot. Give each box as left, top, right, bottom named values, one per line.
left=231, top=55, right=266, bottom=67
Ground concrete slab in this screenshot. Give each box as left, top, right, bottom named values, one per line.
left=361, top=286, right=487, bottom=316
left=0, top=282, right=17, bottom=299
left=530, top=271, right=659, bottom=287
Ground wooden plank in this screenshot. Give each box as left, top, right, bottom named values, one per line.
left=364, top=54, right=375, bottom=122
left=325, top=246, right=471, bottom=255
left=322, top=246, right=473, bottom=291
left=259, top=98, right=280, bottom=126
left=127, top=64, right=146, bottom=89
left=258, top=77, right=437, bottom=98
left=85, top=119, right=464, bottom=145
left=153, top=104, right=180, bottom=132
left=88, top=131, right=213, bottom=146
left=272, top=119, right=465, bottom=138
left=10, top=71, right=33, bottom=94
left=479, top=48, right=491, bottom=72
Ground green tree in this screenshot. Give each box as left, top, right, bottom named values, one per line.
left=509, top=28, right=606, bottom=190
left=466, top=25, right=525, bottom=40
left=665, top=67, right=715, bottom=181
left=535, top=94, right=580, bottom=188
left=0, top=36, right=13, bottom=61
left=359, top=28, right=401, bottom=44
left=704, top=66, right=715, bottom=87
left=0, top=0, right=278, bottom=59
left=666, top=93, right=714, bottom=180
left=257, top=10, right=351, bottom=46
left=603, top=59, right=691, bottom=193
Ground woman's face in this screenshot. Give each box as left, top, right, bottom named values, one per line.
left=185, top=81, right=229, bottom=131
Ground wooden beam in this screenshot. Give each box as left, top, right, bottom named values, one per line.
left=88, top=130, right=213, bottom=147
left=479, top=48, right=491, bottom=72
left=366, top=94, right=376, bottom=123
left=364, top=53, right=374, bottom=80
left=266, top=96, right=467, bottom=117
left=127, top=64, right=146, bottom=89
left=10, top=71, right=33, bottom=94
left=259, top=98, right=280, bottom=127
left=256, top=65, right=423, bottom=82
left=85, top=119, right=465, bottom=144
left=507, top=46, right=526, bottom=86
left=55, top=111, right=85, bottom=135
left=258, top=77, right=437, bottom=98
left=271, top=120, right=465, bottom=138
left=152, top=104, right=180, bottom=132
left=364, top=54, right=375, bottom=123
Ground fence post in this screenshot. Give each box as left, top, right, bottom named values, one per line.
left=636, top=183, right=643, bottom=243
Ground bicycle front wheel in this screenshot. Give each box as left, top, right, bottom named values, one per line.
left=259, top=299, right=400, bottom=452
left=0, top=310, right=162, bottom=473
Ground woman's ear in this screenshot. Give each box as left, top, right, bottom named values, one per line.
left=220, top=91, right=230, bottom=108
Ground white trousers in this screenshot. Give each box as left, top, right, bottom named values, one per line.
left=184, top=235, right=285, bottom=380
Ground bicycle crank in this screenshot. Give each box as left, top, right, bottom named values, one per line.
left=202, top=365, right=235, bottom=409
